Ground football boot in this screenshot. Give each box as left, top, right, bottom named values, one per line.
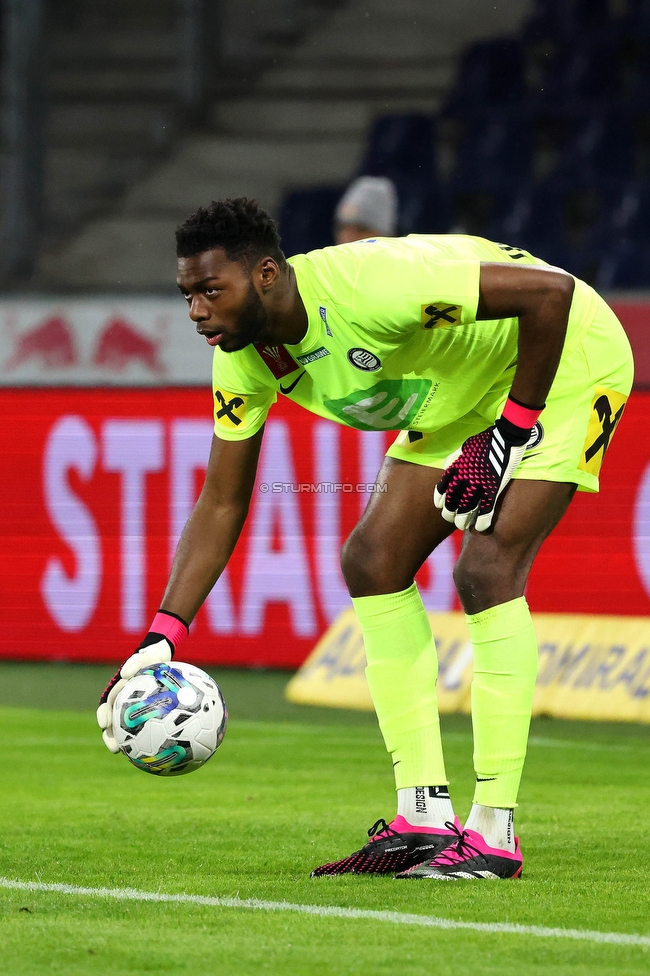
left=311, top=815, right=462, bottom=877
left=396, top=820, right=522, bottom=880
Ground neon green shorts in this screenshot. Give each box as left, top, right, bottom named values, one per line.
left=387, top=297, right=634, bottom=492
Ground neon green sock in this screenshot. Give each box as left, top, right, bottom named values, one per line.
left=466, top=596, right=538, bottom=808
left=351, top=583, right=447, bottom=790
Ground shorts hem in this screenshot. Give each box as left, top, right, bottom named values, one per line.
left=386, top=443, right=599, bottom=493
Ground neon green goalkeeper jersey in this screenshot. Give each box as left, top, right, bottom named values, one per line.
left=210, top=235, right=600, bottom=440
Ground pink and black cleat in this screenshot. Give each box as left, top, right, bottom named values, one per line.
left=310, top=816, right=462, bottom=877
left=396, top=821, right=523, bottom=880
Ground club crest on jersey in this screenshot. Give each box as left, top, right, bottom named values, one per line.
left=254, top=342, right=299, bottom=378
left=214, top=388, right=247, bottom=428
left=348, top=347, right=381, bottom=371
left=421, top=302, right=463, bottom=329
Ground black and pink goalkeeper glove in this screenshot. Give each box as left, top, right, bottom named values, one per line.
left=96, top=609, right=189, bottom=753
left=433, top=396, right=544, bottom=532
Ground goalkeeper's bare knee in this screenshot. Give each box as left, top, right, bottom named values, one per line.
left=341, top=530, right=415, bottom=597
left=453, top=533, right=530, bottom=615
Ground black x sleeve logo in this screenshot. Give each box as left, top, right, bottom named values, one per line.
left=215, top=390, right=245, bottom=426
left=421, top=302, right=462, bottom=329
left=584, top=395, right=625, bottom=464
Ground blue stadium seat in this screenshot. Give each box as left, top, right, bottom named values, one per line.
left=609, top=177, right=650, bottom=236
left=492, top=180, right=608, bottom=278
left=278, top=186, right=343, bottom=257
left=359, top=114, right=436, bottom=182
left=620, top=0, right=650, bottom=39
left=625, top=50, right=650, bottom=109
left=448, top=189, right=516, bottom=239
left=583, top=177, right=650, bottom=252
left=492, top=185, right=569, bottom=267
left=549, top=111, right=636, bottom=184
left=595, top=239, right=650, bottom=289
left=450, top=110, right=532, bottom=192
left=535, top=37, right=623, bottom=109
left=393, top=177, right=453, bottom=235
left=523, top=0, right=611, bottom=42
left=443, top=39, right=525, bottom=117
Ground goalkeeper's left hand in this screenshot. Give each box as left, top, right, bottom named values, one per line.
left=96, top=610, right=188, bottom=753
left=434, top=397, right=542, bottom=532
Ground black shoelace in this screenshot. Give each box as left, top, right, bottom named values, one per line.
left=366, top=818, right=396, bottom=840
left=428, top=820, right=484, bottom=867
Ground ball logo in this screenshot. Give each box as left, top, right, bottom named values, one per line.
left=348, top=348, right=381, bottom=371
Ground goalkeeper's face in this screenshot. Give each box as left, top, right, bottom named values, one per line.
left=177, top=247, right=273, bottom=353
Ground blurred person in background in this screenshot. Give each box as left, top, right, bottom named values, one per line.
left=334, top=176, right=398, bottom=244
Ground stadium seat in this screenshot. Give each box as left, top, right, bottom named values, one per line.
left=491, top=184, right=566, bottom=265
left=583, top=177, right=650, bottom=253
left=277, top=186, right=344, bottom=257
left=449, top=109, right=532, bottom=192
left=447, top=189, right=516, bottom=239
left=620, top=0, right=650, bottom=39
left=443, top=39, right=526, bottom=117
left=359, top=114, right=436, bottom=182
left=534, top=37, right=624, bottom=109
left=549, top=111, right=636, bottom=185
left=610, top=177, right=650, bottom=235
left=594, top=238, right=650, bottom=289
left=492, top=180, right=608, bottom=279
left=392, top=176, right=453, bottom=235
left=625, top=49, right=650, bottom=109
left=523, top=0, right=611, bottom=42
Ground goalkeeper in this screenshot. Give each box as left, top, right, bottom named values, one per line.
left=98, top=198, right=633, bottom=881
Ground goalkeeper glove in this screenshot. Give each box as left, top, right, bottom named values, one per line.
left=96, top=609, right=189, bottom=753
left=433, top=396, right=543, bottom=532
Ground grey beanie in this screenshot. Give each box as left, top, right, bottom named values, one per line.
left=334, top=176, right=398, bottom=236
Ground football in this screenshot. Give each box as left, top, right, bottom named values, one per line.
left=112, top=661, right=227, bottom=775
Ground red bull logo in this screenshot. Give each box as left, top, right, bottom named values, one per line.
left=93, top=318, right=166, bottom=374
left=5, top=315, right=77, bottom=371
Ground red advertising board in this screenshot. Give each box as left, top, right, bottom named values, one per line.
left=2, top=388, right=650, bottom=668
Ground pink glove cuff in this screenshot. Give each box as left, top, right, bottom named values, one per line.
left=501, top=396, right=543, bottom=430
left=150, top=611, right=189, bottom=650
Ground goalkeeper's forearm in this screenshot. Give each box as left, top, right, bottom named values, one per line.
left=477, top=262, right=575, bottom=409
left=159, top=429, right=263, bottom=626
left=160, top=493, right=249, bottom=626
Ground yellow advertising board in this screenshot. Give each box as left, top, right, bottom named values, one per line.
left=286, top=609, right=650, bottom=723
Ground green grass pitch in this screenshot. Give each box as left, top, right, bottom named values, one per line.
left=0, top=662, right=649, bottom=976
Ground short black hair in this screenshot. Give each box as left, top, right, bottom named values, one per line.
left=175, top=197, right=286, bottom=268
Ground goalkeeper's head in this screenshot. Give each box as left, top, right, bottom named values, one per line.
left=175, top=198, right=291, bottom=353
left=175, top=197, right=286, bottom=270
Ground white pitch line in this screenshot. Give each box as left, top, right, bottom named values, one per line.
left=1, top=878, right=649, bottom=948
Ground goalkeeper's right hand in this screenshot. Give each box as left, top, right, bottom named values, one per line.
left=96, top=609, right=189, bottom=754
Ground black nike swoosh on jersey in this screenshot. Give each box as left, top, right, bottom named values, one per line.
left=279, top=371, right=306, bottom=395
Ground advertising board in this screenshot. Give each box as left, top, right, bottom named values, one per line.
left=2, top=389, right=649, bottom=667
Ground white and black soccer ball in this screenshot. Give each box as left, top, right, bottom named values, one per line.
left=112, top=661, right=227, bottom=776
